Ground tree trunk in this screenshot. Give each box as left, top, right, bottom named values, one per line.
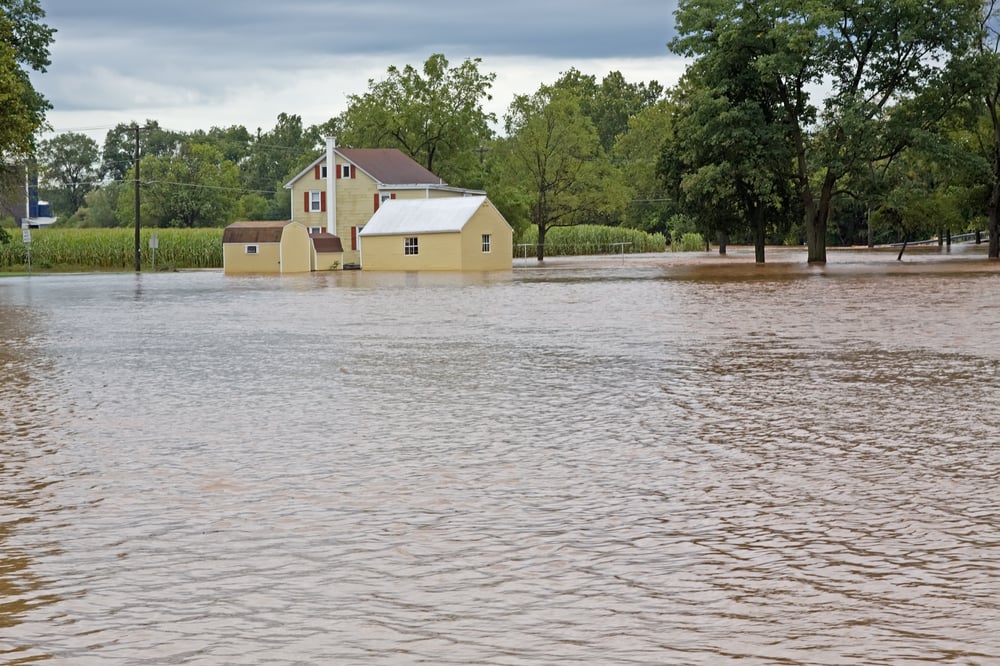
left=718, top=231, right=728, bottom=255
left=536, top=224, right=546, bottom=261
left=806, top=171, right=836, bottom=264
left=753, top=207, right=766, bottom=264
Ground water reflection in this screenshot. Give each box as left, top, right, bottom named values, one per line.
left=0, top=255, right=998, bottom=664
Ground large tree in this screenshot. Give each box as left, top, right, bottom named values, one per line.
left=38, top=132, right=101, bottom=216
left=496, top=85, right=629, bottom=261
left=119, top=142, right=240, bottom=228
left=241, top=113, right=321, bottom=218
left=672, top=0, right=982, bottom=263
left=0, top=0, right=53, bottom=162
left=335, top=53, right=496, bottom=187
left=101, top=121, right=182, bottom=182
left=977, top=0, right=1000, bottom=258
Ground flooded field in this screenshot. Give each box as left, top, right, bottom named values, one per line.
left=2, top=247, right=999, bottom=664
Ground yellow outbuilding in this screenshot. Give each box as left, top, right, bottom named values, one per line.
left=222, top=220, right=314, bottom=274
left=358, top=196, right=513, bottom=271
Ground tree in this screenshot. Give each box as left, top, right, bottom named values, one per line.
left=119, top=142, right=240, bottom=227
left=101, top=121, right=181, bottom=182
left=613, top=99, right=678, bottom=234
left=976, top=0, right=1000, bottom=258
left=0, top=0, right=53, bottom=163
left=336, top=53, right=496, bottom=187
left=496, top=85, right=629, bottom=260
left=241, top=113, right=321, bottom=218
left=672, top=0, right=982, bottom=263
left=38, top=132, right=100, bottom=216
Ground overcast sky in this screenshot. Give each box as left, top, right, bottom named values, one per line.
left=32, top=0, right=686, bottom=142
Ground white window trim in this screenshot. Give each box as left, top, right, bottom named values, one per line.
left=245, top=244, right=258, bottom=255
left=320, top=164, right=328, bottom=178
left=482, top=234, right=491, bottom=253
left=309, top=191, right=322, bottom=212
left=404, top=236, right=418, bottom=256
left=340, top=164, right=351, bottom=178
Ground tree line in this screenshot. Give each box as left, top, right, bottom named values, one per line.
left=5, top=0, right=1000, bottom=262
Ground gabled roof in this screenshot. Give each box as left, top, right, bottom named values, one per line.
left=340, top=148, right=442, bottom=185
left=223, top=220, right=295, bottom=243
left=360, top=196, right=508, bottom=236
left=285, top=148, right=444, bottom=188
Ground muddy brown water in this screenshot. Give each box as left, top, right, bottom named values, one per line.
left=2, top=247, right=999, bottom=664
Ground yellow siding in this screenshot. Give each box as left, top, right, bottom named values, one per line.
left=361, top=233, right=464, bottom=271
left=279, top=223, right=312, bottom=273
left=460, top=203, right=514, bottom=270
left=223, top=243, right=281, bottom=274
left=312, top=251, right=343, bottom=271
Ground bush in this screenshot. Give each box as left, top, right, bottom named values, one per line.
left=672, top=232, right=705, bottom=252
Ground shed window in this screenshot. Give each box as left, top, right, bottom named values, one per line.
left=404, top=237, right=419, bottom=255
left=245, top=244, right=258, bottom=255
left=482, top=234, right=491, bottom=253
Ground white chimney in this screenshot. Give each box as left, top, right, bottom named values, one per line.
left=325, top=136, right=336, bottom=235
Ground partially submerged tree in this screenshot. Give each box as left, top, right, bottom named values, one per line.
left=496, top=85, right=629, bottom=260
left=671, top=0, right=983, bottom=263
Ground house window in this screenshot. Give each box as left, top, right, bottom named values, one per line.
left=309, top=191, right=322, bottom=212
left=309, top=226, right=323, bottom=234
left=320, top=164, right=327, bottom=178
left=245, top=245, right=258, bottom=255
left=482, top=234, right=491, bottom=253
left=404, top=237, right=419, bottom=255
left=380, top=193, right=392, bottom=204
left=341, top=164, right=351, bottom=179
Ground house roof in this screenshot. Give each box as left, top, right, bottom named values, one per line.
left=310, top=232, right=344, bottom=253
left=285, top=147, right=444, bottom=188
left=223, top=220, right=294, bottom=244
left=359, top=196, right=506, bottom=236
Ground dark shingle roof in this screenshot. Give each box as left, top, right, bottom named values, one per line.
left=339, top=148, right=442, bottom=185
left=310, top=232, right=344, bottom=253
left=223, top=220, right=293, bottom=244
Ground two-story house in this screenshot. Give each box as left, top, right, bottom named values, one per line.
left=284, top=138, right=485, bottom=268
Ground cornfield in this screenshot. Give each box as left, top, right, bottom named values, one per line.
left=516, top=225, right=667, bottom=257
left=0, top=228, right=224, bottom=271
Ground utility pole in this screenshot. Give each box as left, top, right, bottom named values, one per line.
left=132, top=124, right=152, bottom=271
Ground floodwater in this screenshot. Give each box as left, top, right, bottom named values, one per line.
left=2, top=246, right=999, bottom=665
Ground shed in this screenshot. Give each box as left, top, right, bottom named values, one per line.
left=310, top=232, right=345, bottom=271
left=358, top=196, right=513, bottom=271
left=223, top=220, right=311, bottom=274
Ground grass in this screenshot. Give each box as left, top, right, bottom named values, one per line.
left=517, top=225, right=667, bottom=257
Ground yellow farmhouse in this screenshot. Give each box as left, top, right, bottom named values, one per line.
left=359, top=196, right=513, bottom=271
left=284, top=138, right=485, bottom=268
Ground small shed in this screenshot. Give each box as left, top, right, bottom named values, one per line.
left=222, top=220, right=311, bottom=274
left=310, top=232, right=345, bottom=271
left=359, top=196, right=512, bottom=271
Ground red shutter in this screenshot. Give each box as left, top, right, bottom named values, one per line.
left=321, top=191, right=326, bottom=212
left=350, top=165, right=356, bottom=179
left=314, top=165, right=320, bottom=179
left=373, top=193, right=380, bottom=212
left=390, top=193, right=396, bottom=200
left=304, top=192, right=309, bottom=212
left=335, top=165, right=341, bottom=179
left=351, top=226, right=358, bottom=251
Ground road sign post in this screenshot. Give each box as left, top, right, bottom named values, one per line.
left=149, top=233, right=158, bottom=271
left=22, top=228, right=31, bottom=273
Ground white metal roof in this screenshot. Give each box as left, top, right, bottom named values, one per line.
left=359, top=196, right=491, bottom=236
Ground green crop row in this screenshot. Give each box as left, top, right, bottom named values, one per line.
left=0, top=228, right=224, bottom=271
left=516, top=225, right=667, bottom=257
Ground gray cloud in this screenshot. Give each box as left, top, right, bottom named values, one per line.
left=34, top=0, right=681, bottom=133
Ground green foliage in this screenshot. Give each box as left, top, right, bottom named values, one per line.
left=516, top=224, right=666, bottom=257
left=117, top=142, right=241, bottom=228
left=101, top=121, right=182, bottom=182
left=38, top=132, right=101, bottom=216
left=0, top=0, right=53, bottom=162
left=336, top=54, right=496, bottom=187
left=497, top=84, right=630, bottom=260
left=671, top=232, right=706, bottom=252
left=0, top=228, right=223, bottom=270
